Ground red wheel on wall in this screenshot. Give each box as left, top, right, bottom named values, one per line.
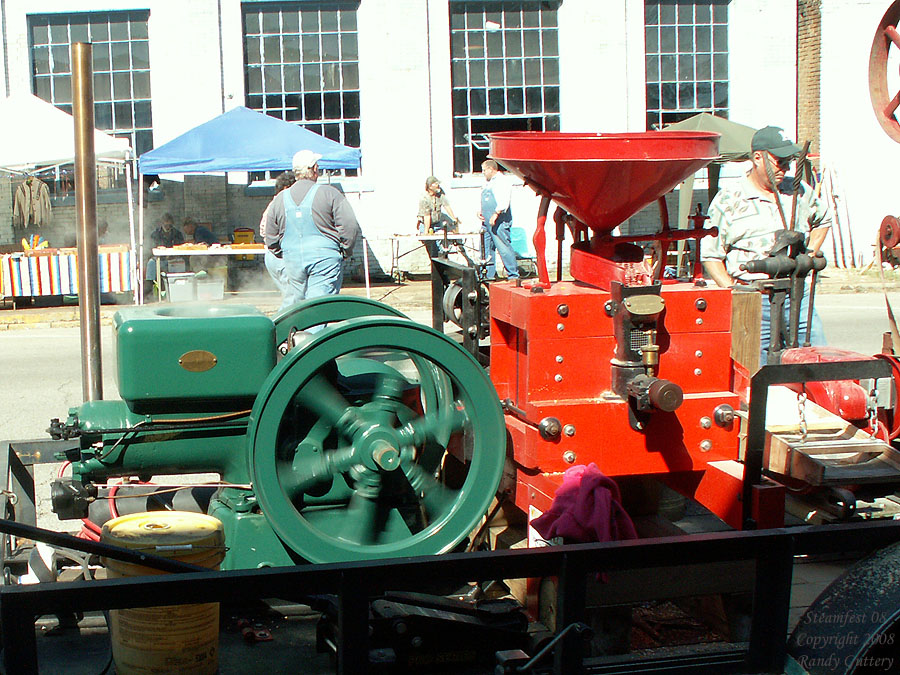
left=869, top=0, right=900, bottom=143
left=880, top=215, right=900, bottom=249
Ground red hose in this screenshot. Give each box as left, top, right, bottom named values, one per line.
left=108, top=483, right=121, bottom=520
left=874, top=354, right=900, bottom=439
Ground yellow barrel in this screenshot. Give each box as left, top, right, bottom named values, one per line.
left=101, top=511, right=226, bottom=675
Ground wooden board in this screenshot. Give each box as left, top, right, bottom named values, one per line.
left=730, top=289, right=762, bottom=373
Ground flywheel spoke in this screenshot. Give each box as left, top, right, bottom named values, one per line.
left=338, top=471, right=386, bottom=545
left=294, top=371, right=361, bottom=437
left=885, top=24, right=900, bottom=49
left=886, top=90, right=900, bottom=119
left=401, top=462, right=460, bottom=521
left=370, top=370, right=409, bottom=425
left=397, top=404, right=469, bottom=472
left=284, top=444, right=357, bottom=498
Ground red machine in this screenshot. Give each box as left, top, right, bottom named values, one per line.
left=488, top=131, right=786, bottom=530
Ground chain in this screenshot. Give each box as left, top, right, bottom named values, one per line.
left=797, top=391, right=808, bottom=442
left=867, top=386, right=879, bottom=439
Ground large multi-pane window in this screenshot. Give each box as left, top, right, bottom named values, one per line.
left=30, top=11, right=153, bottom=157
left=450, top=1, right=560, bottom=174
left=645, top=0, right=728, bottom=130
left=242, top=1, right=360, bottom=170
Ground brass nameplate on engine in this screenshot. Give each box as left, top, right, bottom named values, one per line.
left=179, top=350, right=218, bottom=372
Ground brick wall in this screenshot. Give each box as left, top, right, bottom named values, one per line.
left=797, top=0, right=822, bottom=158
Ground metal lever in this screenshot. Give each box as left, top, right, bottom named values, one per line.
left=495, top=621, right=593, bottom=673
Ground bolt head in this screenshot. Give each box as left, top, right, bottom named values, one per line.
left=538, top=417, right=562, bottom=440
left=563, top=451, right=576, bottom=463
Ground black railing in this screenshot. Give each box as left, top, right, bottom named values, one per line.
left=3, top=520, right=900, bottom=674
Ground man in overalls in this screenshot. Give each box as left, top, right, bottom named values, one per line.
left=479, top=160, right=519, bottom=281
left=265, top=150, right=360, bottom=311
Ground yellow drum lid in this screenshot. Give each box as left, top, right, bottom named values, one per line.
left=101, top=511, right=225, bottom=558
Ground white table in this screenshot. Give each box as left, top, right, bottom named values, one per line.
left=149, top=246, right=267, bottom=301
left=382, top=232, right=483, bottom=281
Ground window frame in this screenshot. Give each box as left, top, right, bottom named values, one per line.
left=449, top=1, right=561, bottom=174
left=644, top=0, right=729, bottom=130
left=241, top=1, right=361, bottom=179
left=28, top=10, right=152, bottom=197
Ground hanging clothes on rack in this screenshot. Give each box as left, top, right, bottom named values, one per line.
left=13, top=176, right=52, bottom=228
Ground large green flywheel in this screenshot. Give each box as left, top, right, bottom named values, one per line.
left=248, top=316, right=505, bottom=563
left=272, top=295, right=406, bottom=346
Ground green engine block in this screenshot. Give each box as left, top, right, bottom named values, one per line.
left=53, top=297, right=505, bottom=569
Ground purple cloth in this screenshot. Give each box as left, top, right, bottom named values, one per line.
left=531, top=464, right=638, bottom=544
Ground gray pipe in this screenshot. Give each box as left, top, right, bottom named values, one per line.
left=72, top=42, right=102, bottom=401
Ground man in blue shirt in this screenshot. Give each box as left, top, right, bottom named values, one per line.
left=182, top=218, right=218, bottom=246
left=479, top=160, right=519, bottom=281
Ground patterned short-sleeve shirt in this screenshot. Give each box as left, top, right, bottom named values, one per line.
left=700, top=174, right=831, bottom=281
left=417, top=192, right=449, bottom=224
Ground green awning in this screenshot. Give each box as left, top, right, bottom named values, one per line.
left=665, top=113, right=757, bottom=163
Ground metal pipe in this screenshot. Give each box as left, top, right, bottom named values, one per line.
left=789, top=140, right=811, bottom=231
left=72, top=42, right=102, bottom=401
left=804, top=256, right=822, bottom=347
left=763, top=156, right=789, bottom=230
left=125, top=154, right=137, bottom=304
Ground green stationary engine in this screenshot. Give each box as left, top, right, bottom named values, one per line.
left=50, top=297, right=505, bottom=568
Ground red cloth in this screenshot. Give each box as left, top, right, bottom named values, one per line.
left=531, top=463, right=638, bottom=544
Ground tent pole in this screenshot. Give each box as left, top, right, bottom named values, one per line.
left=125, top=154, right=137, bottom=305
left=138, top=169, right=144, bottom=304
left=363, top=236, right=371, bottom=299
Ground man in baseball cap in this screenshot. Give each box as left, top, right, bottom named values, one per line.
left=700, top=124, right=832, bottom=366
left=264, top=148, right=359, bottom=311
left=750, top=126, right=801, bottom=158
left=292, top=149, right=322, bottom=171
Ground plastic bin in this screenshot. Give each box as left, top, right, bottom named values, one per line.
left=196, top=278, right=225, bottom=301
left=162, top=272, right=196, bottom=302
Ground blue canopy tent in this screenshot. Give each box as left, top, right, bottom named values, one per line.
left=135, top=106, right=361, bottom=300
left=138, top=106, right=360, bottom=173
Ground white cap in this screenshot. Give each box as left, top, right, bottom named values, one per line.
left=292, top=149, right=323, bottom=170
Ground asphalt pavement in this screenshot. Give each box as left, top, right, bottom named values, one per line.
left=2, top=267, right=900, bottom=330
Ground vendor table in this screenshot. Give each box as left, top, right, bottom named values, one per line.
left=150, top=245, right=267, bottom=300
left=0, top=247, right=134, bottom=301
left=383, top=232, right=483, bottom=281
left=151, top=245, right=266, bottom=263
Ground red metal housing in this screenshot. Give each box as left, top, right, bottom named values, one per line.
left=487, top=130, right=785, bottom=529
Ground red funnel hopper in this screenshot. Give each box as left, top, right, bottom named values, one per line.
left=489, top=131, right=720, bottom=232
